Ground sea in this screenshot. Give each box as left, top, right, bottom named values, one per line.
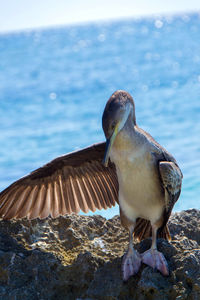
left=0, top=13, right=200, bottom=218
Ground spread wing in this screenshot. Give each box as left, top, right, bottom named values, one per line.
left=159, top=161, right=182, bottom=226
left=0, top=142, right=119, bottom=220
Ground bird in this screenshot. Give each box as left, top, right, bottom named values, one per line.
left=0, top=90, right=182, bottom=281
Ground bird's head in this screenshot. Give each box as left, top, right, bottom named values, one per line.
left=102, top=90, right=136, bottom=167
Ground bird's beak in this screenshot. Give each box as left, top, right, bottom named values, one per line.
left=103, top=123, right=119, bottom=167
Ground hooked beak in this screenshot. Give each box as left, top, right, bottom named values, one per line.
left=103, top=123, right=119, bottom=167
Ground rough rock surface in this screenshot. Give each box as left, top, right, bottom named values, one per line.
left=0, top=209, right=199, bottom=300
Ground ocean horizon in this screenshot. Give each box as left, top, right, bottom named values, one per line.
left=0, top=13, right=200, bottom=218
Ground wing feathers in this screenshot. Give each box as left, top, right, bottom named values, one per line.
left=14, top=186, right=32, bottom=218
left=159, top=161, right=182, bottom=227
left=82, top=169, right=102, bottom=210
left=40, top=184, right=50, bottom=219
left=0, top=142, right=119, bottom=220
left=77, top=167, right=96, bottom=212
left=87, top=164, right=108, bottom=209
left=159, top=161, right=182, bottom=209
left=16, top=186, right=36, bottom=218
left=3, top=186, right=27, bottom=219
left=95, top=163, right=113, bottom=206
left=108, top=167, right=119, bottom=200
left=70, top=167, right=88, bottom=213
left=52, top=180, right=62, bottom=218
left=0, top=187, right=18, bottom=216
left=27, top=186, right=40, bottom=219
left=59, top=173, right=70, bottom=215
left=28, top=185, right=45, bottom=220
left=100, top=169, right=116, bottom=206
left=94, top=163, right=115, bottom=208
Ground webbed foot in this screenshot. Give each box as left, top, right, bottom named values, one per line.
left=142, top=249, right=169, bottom=276
left=122, top=248, right=141, bottom=281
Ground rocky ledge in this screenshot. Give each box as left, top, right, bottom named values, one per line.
left=0, top=209, right=199, bottom=300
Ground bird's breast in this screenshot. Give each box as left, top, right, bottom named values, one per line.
left=110, top=135, right=164, bottom=223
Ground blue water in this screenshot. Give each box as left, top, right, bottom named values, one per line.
left=0, top=13, right=200, bottom=218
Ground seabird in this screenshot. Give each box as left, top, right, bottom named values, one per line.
left=0, top=90, right=182, bottom=281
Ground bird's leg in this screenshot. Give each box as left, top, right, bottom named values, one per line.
left=122, top=224, right=141, bottom=281
left=141, top=224, right=169, bottom=276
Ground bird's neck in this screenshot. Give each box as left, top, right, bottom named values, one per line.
left=113, top=118, right=138, bottom=151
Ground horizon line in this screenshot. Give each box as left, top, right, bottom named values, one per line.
left=0, top=9, right=199, bottom=36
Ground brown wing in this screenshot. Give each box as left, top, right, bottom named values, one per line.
left=0, top=142, right=119, bottom=220
left=159, top=161, right=182, bottom=227
left=141, top=127, right=183, bottom=221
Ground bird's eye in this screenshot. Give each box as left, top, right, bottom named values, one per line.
left=111, top=123, right=116, bottom=131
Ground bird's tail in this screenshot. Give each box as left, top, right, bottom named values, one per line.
left=133, top=218, right=171, bottom=242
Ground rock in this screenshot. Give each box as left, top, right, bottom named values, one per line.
left=0, top=209, right=199, bottom=300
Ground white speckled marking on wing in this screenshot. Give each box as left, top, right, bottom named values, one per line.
left=159, top=161, right=182, bottom=210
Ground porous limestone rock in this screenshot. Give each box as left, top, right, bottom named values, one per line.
left=0, top=209, right=199, bottom=299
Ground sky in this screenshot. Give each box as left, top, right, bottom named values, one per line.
left=0, top=0, right=200, bottom=33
